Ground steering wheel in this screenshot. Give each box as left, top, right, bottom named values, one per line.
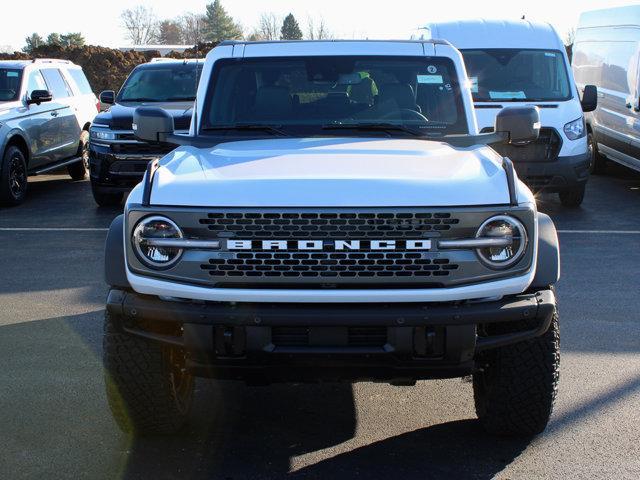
left=380, top=108, right=429, bottom=123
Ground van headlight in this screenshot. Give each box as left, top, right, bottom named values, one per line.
left=132, top=216, right=183, bottom=269
left=563, top=117, right=586, bottom=140
left=475, top=215, right=528, bottom=269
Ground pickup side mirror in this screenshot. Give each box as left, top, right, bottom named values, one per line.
left=495, top=106, right=540, bottom=144
left=27, top=90, right=52, bottom=105
left=133, top=107, right=174, bottom=143
left=99, top=90, right=115, bottom=105
left=581, top=85, right=597, bottom=112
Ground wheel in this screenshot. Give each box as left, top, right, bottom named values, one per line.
left=103, top=311, right=194, bottom=435
left=473, top=308, right=560, bottom=436
left=0, top=145, right=28, bottom=206
left=558, top=184, right=586, bottom=207
left=588, top=131, right=606, bottom=175
left=67, top=130, right=89, bottom=181
left=91, top=180, right=123, bottom=207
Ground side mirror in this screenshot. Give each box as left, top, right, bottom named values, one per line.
left=133, top=107, right=174, bottom=143
left=99, top=90, right=115, bottom=105
left=495, top=106, right=540, bottom=144
left=27, top=90, right=52, bottom=105
left=581, top=85, right=597, bottom=112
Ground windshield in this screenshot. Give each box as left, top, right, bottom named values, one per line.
left=118, top=63, right=203, bottom=103
left=0, top=68, right=22, bottom=102
left=461, top=49, right=571, bottom=102
left=201, top=56, right=468, bottom=136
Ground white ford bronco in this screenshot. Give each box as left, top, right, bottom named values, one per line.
left=103, top=40, right=560, bottom=437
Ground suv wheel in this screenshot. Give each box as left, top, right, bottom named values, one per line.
left=588, top=131, right=606, bottom=175
left=473, top=308, right=560, bottom=436
left=0, top=145, right=28, bottom=206
left=558, top=184, right=586, bottom=207
left=91, top=180, right=123, bottom=207
left=103, top=311, right=194, bottom=435
left=67, top=130, right=90, bottom=181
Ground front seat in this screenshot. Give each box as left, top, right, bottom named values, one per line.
left=377, top=83, right=420, bottom=112
left=253, top=86, right=292, bottom=119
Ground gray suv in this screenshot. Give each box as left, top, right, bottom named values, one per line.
left=0, top=59, right=99, bottom=206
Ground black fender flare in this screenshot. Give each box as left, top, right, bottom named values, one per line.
left=531, top=212, right=560, bottom=288
left=104, top=214, right=130, bottom=288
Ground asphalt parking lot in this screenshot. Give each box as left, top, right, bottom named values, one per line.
left=1, top=165, right=639, bottom=480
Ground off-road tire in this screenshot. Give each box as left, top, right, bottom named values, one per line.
left=473, top=308, right=560, bottom=436
left=67, top=130, right=90, bottom=181
left=103, top=311, right=194, bottom=435
left=91, top=180, right=123, bottom=207
left=0, top=145, right=28, bottom=206
left=588, top=131, right=606, bottom=175
left=559, top=184, right=586, bottom=207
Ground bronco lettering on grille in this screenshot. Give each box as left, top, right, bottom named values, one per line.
left=226, top=239, right=432, bottom=251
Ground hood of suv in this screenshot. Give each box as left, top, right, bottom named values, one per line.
left=95, top=102, right=193, bottom=130
left=148, top=138, right=511, bottom=207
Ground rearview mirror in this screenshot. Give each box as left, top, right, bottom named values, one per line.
left=27, top=90, right=52, bottom=105
left=581, top=85, right=597, bottom=112
left=133, top=107, right=174, bottom=143
left=99, top=90, right=115, bottom=105
left=495, top=106, right=540, bottom=144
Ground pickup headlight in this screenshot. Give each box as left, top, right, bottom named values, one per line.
left=90, top=129, right=116, bottom=141
left=475, top=215, right=527, bottom=269
left=563, top=117, right=586, bottom=140
left=132, top=216, right=183, bottom=269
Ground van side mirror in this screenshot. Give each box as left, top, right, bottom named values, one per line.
left=27, top=90, right=52, bottom=105
left=495, top=106, right=540, bottom=144
left=99, top=90, right=115, bottom=105
left=581, top=85, right=597, bottom=112
left=133, top=107, right=175, bottom=143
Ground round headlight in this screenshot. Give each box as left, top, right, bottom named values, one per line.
left=132, top=216, right=183, bottom=269
left=475, top=215, right=527, bottom=269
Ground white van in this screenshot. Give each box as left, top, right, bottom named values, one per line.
left=414, top=20, right=597, bottom=206
left=573, top=6, right=640, bottom=174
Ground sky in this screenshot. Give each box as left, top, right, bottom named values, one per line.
left=2, top=0, right=637, bottom=52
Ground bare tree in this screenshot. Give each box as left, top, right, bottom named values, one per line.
left=180, top=12, right=207, bottom=45
left=564, top=28, right=575, bottom=46
left=306, top=16, right=333, bottom=40
left=257, top=12, right=281, bottom=41
left=121, top=5, right=158, bottom=45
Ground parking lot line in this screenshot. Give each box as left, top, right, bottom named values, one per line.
left=557, top=230, right=640, bottom=234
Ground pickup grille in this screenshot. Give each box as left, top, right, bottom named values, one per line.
left=271, top=326, right=388, bottom=347
left=198, top=212, right=460, bottom=238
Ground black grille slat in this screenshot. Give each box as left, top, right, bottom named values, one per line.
left=489, top=127, right=561, bottom=162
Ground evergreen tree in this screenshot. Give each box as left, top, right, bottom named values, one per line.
left=280, top=13, right=302, bottom=40
left=47, top=33, right=63, bottom=47
left=61, top=33, right=85, bottom=47
left=23, top=33, right=44, bottom=53
left=158, top=20, right=183, bottom=44
left=203, top=0, right=243, bottom=42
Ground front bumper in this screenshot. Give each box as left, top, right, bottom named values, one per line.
left=106, top=288, right=555, bottom=383
left=89, top=143, right=160, bottom=190
left=514, top=152, right=590, bottom=192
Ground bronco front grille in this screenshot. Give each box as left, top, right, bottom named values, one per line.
left=198, top=212, right=460, bottom=238
left=201, top=251, right=458, bottom=279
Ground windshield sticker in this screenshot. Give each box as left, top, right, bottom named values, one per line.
left=427, top=65, right=437, bottom=74
left=544, top=52, right=557, bottom=57
left=489, top=91, right=526, bottom=100
left=468, top=77, right=478, bottom=93
left=417, top=74, right=443, bottom=84
left=6, top=72, right=18, bottom=77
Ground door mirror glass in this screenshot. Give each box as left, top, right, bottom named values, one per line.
left=27, top=89, right=52, bottom=105
left=495, top=106, right=540, bottom=144
left=581, top=85, right=597, bottom=113
left=133, top=107, right=174, bottom=143
left=99, top=90, right=115, bottom=105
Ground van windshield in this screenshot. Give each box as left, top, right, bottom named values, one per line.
left=0, top=68, right=22, bottom=102
left=461, top=49, right=571, bottom=102
left=201, top=56, right=468, bottom=137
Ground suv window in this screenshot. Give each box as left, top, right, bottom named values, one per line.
left=118, top=63, right=203, bottom=102
left=41, top=68, right=73, bottom=98
left=0, top=68, right=22, bottom=101
left=67, top=68, right=93, bottom=95
left=26, top=69, right=48, bottom=96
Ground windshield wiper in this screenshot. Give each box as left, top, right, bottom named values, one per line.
left=321, top=122, right=422, bottom=136
left=165, top=96, right=196, bottom=102
left=202, top=124, right=289, bottom=136
left=120, top=97, right=160, bottom=102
